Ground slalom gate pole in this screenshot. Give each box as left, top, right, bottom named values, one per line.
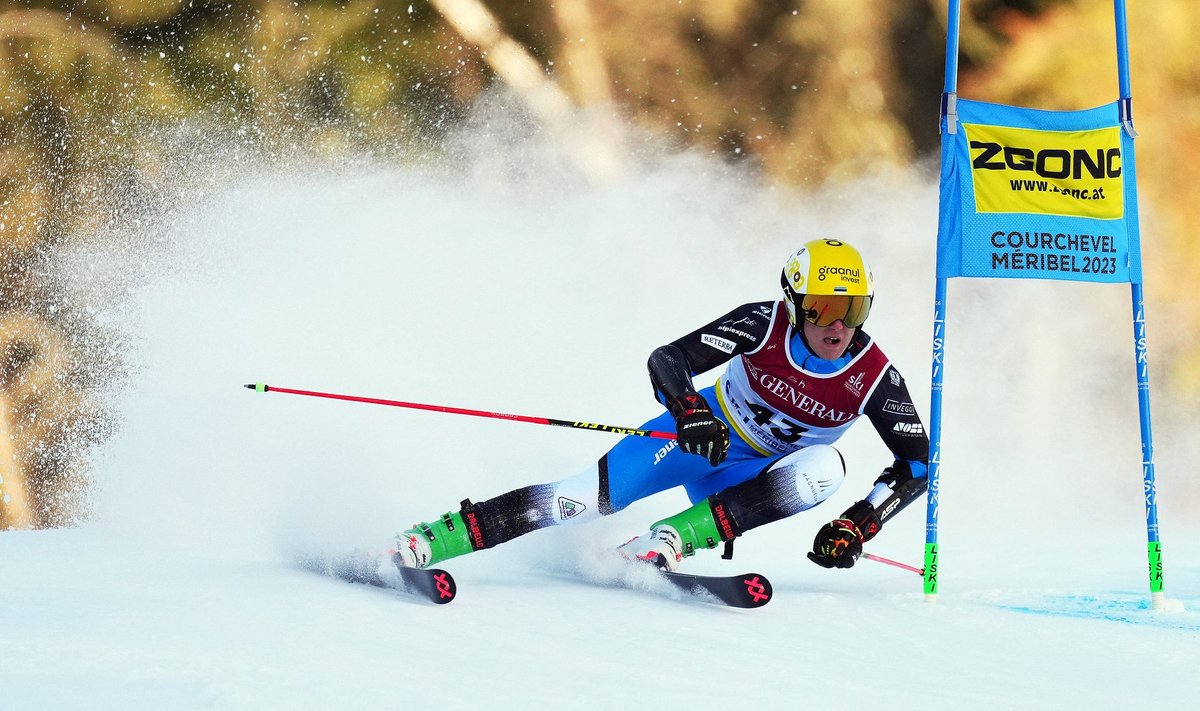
left=244, top=382, right=678, bottom=440
left=862, top=552, right=924, bottom=576
left=1113, top=0, right=1165, bottom=610
left=924, top=0, right=963, bottom=604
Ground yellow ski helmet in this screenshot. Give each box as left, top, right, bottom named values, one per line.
left=780, top=239, right=874, bottom=329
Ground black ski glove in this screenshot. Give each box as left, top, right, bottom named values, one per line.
left=669, top=392, right=729, bottom=466
left=808, top=499, right=881, bottom=569
left=806, top=518, right=864, bottom=569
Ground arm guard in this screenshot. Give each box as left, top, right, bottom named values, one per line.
left=840, top=460, right=928, bottom=542
left=648, top=344, right=699, bottom=406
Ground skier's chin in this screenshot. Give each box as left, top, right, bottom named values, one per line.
left=814, top=336, right=847, bottom=359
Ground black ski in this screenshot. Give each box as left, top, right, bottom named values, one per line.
left=303, top=552, right=768, bottom=608
left=300, top=553, right=457, bottom=605
left=568, top=556, right=773, bottom=608
left=659, top=569, right=773, bottom=608
left=394, top=564, right=458, bottom=604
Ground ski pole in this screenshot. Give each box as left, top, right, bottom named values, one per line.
left=244, top=382, right=678, bottom=440
left=862, top=552, right=924, bottom=576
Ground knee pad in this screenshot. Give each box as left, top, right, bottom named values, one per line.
left=765, top=444, right=846, bottom=510
left=712, top=444, right=847, bottom=535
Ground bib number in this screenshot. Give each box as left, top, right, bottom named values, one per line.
left=747, top=402, right=807, bottom=444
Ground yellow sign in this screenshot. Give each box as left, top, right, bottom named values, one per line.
left=963, top=123, right=1124, bottom=219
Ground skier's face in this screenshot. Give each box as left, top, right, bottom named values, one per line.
left=802, top=318, right=855, bottom=360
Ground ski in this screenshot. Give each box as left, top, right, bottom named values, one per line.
left=658, top=569, right=773, bottom=608
left=303, top=552, right=769, bottom=608
left=566, top=556, right=774, bottom=608
left=389, top=559, right=457, bottom=604
left=300, top=552, right=458, bottom=605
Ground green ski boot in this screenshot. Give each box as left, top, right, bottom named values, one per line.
left=617, top=497, right=729, bottom=571
left=394, top=509, right=477, bottom=569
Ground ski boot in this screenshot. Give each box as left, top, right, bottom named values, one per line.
left=618, top=524, right=686, bottom=571
left=394, top=505, right=479, bottom=569
left=617, top=497, right=729, bottom=572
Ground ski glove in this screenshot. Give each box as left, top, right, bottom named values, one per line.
left=669, top=392, right=729, bottom=466
left=806, top=518, right=864, bottom=569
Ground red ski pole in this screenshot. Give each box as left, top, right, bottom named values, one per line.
left=244, top=382, right=678, bottom=440
left=861, top=552, right=924, bottom=576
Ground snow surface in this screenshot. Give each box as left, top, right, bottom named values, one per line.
left=3, top=110, right=1198, bottom=710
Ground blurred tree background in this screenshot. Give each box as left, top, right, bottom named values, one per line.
left=1, top=0, right=1194, bottom=528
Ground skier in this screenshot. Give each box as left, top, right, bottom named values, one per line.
left=395, top=238, right=929, bottom=573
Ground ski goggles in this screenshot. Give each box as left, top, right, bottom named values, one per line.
left=796, top=293, right=872, bottom=328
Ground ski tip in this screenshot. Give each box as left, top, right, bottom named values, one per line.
left=390, top=552, right=458, bottom=605
left=739, top=573, right=773, bottom=608
left=423, top=568, right=458, bottom=605
left=244, top=382, right=269, bottom=392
